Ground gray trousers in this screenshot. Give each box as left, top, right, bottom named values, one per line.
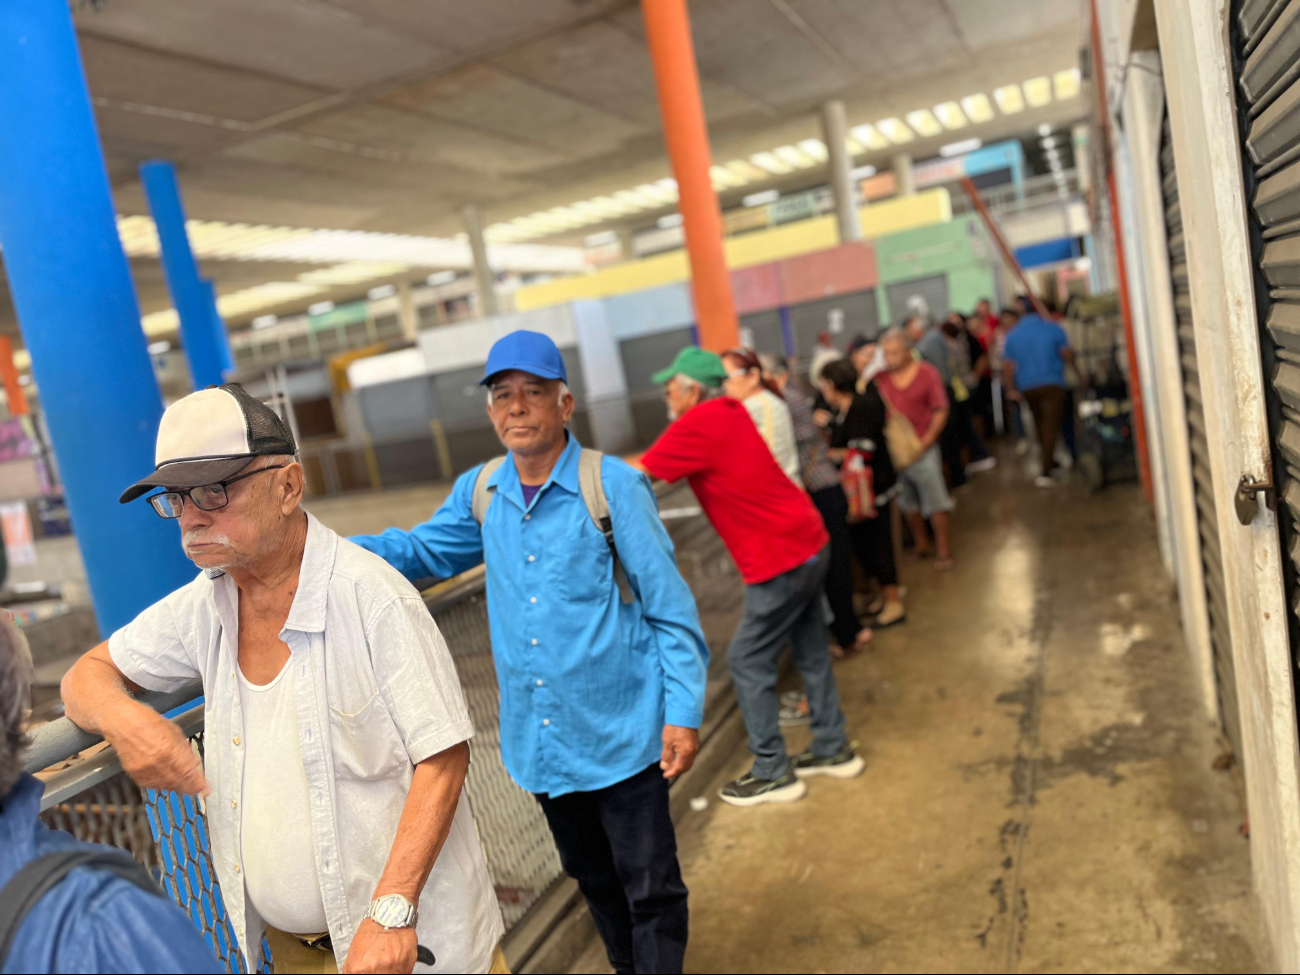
left=727, top=547, right=850, bottom=780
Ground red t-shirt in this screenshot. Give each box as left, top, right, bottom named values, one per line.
left=640, top=397, right=829, bottom=585
left=876, top=361, right=949, bottom=438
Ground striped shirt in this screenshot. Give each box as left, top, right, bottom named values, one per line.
left=782, top=384, right=841, bottom=494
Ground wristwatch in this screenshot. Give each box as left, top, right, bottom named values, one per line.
left=364, top=893, right=418, bottom=930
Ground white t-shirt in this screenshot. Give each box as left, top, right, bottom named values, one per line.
left=238, top=656, right=329, bottom=935
left=742, top=389, right=801, bottom=485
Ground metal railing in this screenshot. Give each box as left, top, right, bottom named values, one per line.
left=23, top=481, right=741, bottom=972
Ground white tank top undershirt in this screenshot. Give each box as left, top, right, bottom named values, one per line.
left=237, top=656, right=329, bottom=936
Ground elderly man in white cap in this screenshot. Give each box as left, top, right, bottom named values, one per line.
left=61, top=384, right=504, bottom=975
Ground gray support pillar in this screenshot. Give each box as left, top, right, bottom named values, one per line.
left=397, top=280, right=418, bottom=340
left=893, top=153, right=916, bottom=197
left=460, top=204, right=499, bottom=317
left=616, top=225, right=636, bottom=261
left=820, top=100, right=861, bottom=242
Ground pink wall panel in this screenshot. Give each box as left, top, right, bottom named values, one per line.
left=778, top=241, right=878, bottom=305
left=729, top=262, right=783, bottom=315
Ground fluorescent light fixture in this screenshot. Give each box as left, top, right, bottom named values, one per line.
left=710, top=164, right=744, bottom=189
left=654, top=178, right=679, bottom=199
left=993, top=85, right=1025, bottom=114
left=1023, top=76, right=1053, bottom=108
left=148, top=340, right=171, bottom=355
left=725, top=159, right=767, bottom=181
left=1041, top=136, right=1057, bottom=149
left=16, top=375, right=30, bottom=387
left=1054, top=67, right=1082, bottom=100
left=904, top=109, right=943, bottom=138
left=849, top=124, right=891, bottom=150
left=960, top=94, right=995, bottom=124
left=308, top=300, right=335, bottom=315
left=252, top=314, right=278, bottom=329
left=636, top=182, right=677, bottom=204
left=1038, top=123, right=1053, bottom=137
left=742, top=189, right=780, bottom=208
left=933, top=101, right=968, bottom=130
left=940, top=138, right=982, bottom=157
left=845, top=135, right=866, bottom=154
left=367, top=284, right=396, bottom=300
left=657, top=213, right=684, bottom=229
left=797, top=138, right=829, bottom=162
left=876, top=117, right=915, bottom=144
left=774, top=144, right=818, bottom=168
left=614, top=189, right=653, bottom=210
left=584, top=230, right=618, bottom=247
left=749, top=151, right=795, bottom=174
left=426, top=270, right=457, bottom=286
left=850, top=164, right=877, bottom=180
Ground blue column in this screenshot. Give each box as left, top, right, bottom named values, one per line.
left=140, top=160, right=233, bottom=389
left=200, top=279, right=236, bottom=377
left=0, top=2, right=196, bottom=635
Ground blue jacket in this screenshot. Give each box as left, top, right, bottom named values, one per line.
left=0, top=773, right=221, bottom=974
left=351, top=435, right=710, bottom=797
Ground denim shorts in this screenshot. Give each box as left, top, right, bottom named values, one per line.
left=896, top=445, right=953, bottom=517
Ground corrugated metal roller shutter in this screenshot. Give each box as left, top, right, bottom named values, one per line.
left=1161, top=117, right=1245, bottom=758
left=1237, top=0, right=1300, bottom=756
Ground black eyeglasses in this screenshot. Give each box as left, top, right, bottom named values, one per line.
left=147, top=466, right=287, bottom=519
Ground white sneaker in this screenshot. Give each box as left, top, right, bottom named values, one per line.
left=965, top=457, right=998, bottom=475
left=1034, top=475, right=1056, bottom=488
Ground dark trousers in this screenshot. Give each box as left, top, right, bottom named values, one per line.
left=847, top=499, right=898, bottom=587
left=536, top=764, right=688, bottom=974
left=1024, top=385, right=1068, bottom=475
left=809, top=484, right=861, bottom=648
left=727, top=549, right=849, bottom=780
left=941, top=389, right=966, bottom=489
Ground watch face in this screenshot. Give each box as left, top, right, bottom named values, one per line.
left=372, top=894, right=412, bottom=928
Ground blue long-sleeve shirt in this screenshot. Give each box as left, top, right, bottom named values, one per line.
left=0, top=774, right=222, bottom=974
left=351, top=435, right=710, bottom=797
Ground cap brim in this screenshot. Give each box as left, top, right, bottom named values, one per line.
left=119, top=456, right=255, bottom=504
left=650, top=366, right=677, bottom=385
left=478, top=365, right=566, bottom=387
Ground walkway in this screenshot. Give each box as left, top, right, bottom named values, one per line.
left=573, top=464, right=1262, bottom=973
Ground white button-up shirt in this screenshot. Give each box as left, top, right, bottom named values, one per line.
left=109, top=513, right=504, bottom=972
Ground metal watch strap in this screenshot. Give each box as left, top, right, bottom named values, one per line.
left=364, top=893, right=418, bottom=929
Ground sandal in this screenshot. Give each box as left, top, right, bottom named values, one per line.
left=874, top=603, right=907, bottom=628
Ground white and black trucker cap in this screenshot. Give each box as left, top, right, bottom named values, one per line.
left=120, top=384, right=297, bottom=504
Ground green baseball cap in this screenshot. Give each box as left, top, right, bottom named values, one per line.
left=650, top=346, right=727, bottom=387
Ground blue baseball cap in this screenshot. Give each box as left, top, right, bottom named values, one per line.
left=479, top=330, right=568, bottom=386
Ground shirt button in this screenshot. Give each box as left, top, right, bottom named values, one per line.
left=542, top=719, right=550, bottom=726
left=231, top=799, right=237, bottom=809
left=531, top=639, right=538, bottom=646
left=233, top=736, right=241, bottom=746
left=233, top=863, right=241, bottom=874
left=524, top=514, right=531, bottom=521
left=528, top=555, right=535, bottom=562
left=530, top=596, right=537, bottom=604
left=536, top=679, right=544, bottom=686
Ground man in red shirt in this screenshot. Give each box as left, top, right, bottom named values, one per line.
left=640, top=346, right=862, bottom=807
left=875, top=328, right=955, bottom=569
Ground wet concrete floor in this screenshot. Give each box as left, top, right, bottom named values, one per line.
left=572, top=462, right=1263, bottom=973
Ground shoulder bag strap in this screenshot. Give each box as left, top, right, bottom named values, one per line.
left=470, top=456, right=510, bottom=526
left=577, top=450, right=634, bottom=605
left=0, top=848, right=161, bottom=967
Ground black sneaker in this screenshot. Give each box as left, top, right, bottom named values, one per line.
left=718, top=770, right=808, bottom=807
left=792, top=748, right=865, bottom=779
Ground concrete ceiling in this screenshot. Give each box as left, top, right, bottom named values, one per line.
left=0, top=0, right=1086, bottom=342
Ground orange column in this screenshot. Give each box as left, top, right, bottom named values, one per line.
left=641, top=0, right=739, bottom=352
left=0, top=337, right=28, bottom=416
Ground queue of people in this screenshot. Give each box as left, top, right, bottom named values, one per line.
left=6, top=310, right=1074, bottom=975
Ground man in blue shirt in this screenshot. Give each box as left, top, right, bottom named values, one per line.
left=0, top=613, right=220, bottom=974
left=352, top=330, right=709, bottom=975
left=1002, top=298, right=1075, bottom=487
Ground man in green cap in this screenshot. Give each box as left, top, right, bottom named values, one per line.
left=640, top=347, right=862, bottom=807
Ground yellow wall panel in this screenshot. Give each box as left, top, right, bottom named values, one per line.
left=513, top=188, right=951, bottom=312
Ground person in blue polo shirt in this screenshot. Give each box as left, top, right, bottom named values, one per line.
left=1002, top=298, right=1075, bottom=487
left=352, top=330, right=709, bottom=975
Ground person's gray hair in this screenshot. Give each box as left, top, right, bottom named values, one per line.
left=880, top=326, right=912, bottom=349
left=486, top=380, right=570, bottom=407
left=0, top=615, right=33, bottom=797
left=758, top=352, right=788, bottom=376
left=671, top=373, right=718, bottom=400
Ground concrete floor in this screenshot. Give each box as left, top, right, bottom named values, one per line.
left=572, top=464, right=1263, bottom=974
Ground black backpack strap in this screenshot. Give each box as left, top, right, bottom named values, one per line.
left=0, top=849, right=161, bottom=967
